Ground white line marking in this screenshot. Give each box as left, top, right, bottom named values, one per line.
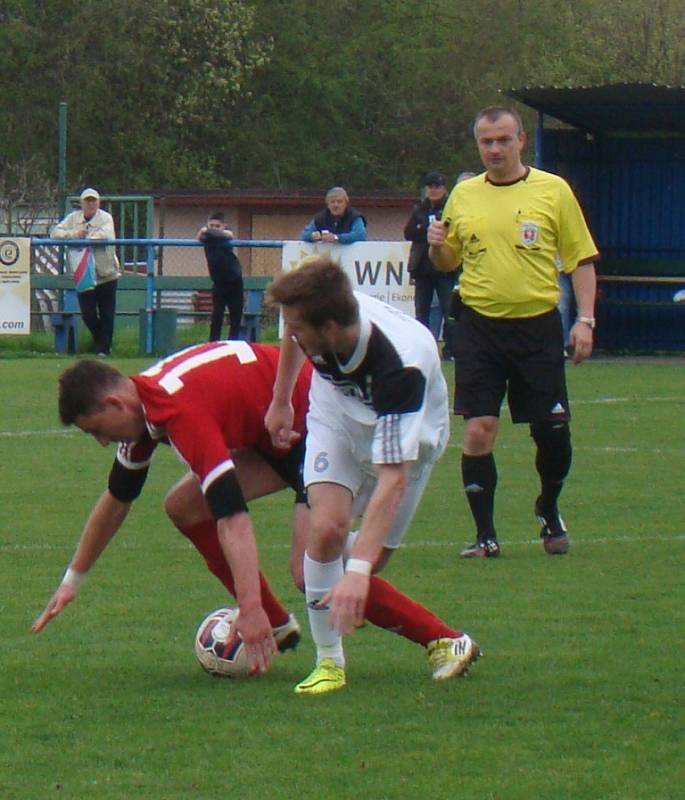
left=573, top=396, right=681, bottom=405
left=4, top=533, right=684, bottom=553
left=6, top=427, right=681, bottom=454
left=446, top=440, right=685, bottom=455
left=0, top=429, right=74, bottom=438
left=575, top=397, right=627, bottom=404
left=1, top=394, right=679, bottom=438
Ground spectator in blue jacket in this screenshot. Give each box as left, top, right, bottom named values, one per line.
left=301, top=187, right=367, bottom=244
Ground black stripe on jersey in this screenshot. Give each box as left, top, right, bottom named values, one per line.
left=313, top=324, right=427, bottom=415
left=205, top=469, right=249, bottom=520
left=108, top=458, right=149, bottom=503
left=373, top=366, right=425, bottom=416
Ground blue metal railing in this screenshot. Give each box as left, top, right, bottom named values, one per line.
left=34, top=237, right=284, bottom=354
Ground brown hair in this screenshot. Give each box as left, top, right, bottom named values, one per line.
left=266, top=254, right=358, bottom=327
left=58, top=359, right=126, bottom=425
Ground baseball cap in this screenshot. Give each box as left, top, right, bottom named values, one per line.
left=424, top=172, right=446, bottom=187
left=80, top=188, right=100, bottom=201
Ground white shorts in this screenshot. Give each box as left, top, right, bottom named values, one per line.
left=303, top=409, right=442, bottom=549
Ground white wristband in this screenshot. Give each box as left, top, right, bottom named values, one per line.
left=61, top=567, right=86, bottom=590
left=345, top=558, right=372, bottom=576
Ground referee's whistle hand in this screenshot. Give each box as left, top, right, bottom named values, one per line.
left=427, top=220, right=447, bottom=246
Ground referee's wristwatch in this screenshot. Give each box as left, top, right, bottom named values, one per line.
left=576, top=315, right=596, bottom=329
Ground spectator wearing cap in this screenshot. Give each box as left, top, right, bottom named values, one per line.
left=301, top=186, right=367, bottom=244
left=52, top=188, right=121, bottom=355
left=403, top=171, right=456, bottom=359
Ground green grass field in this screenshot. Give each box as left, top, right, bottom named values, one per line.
left=1, top=355, right=683, bottom=799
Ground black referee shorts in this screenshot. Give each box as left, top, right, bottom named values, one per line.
left=453, top=306, right=570, bottom=424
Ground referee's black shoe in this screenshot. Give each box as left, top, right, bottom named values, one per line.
left=535, top=498, right=570, bottom=555
left=460, top=538, right=500, bottom=558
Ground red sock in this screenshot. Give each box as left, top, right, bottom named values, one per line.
left=364, top=575, right=460, bottom=645
left=179, top=520, right=289, bottom=627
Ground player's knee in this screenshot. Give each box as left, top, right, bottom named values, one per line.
left=309, top=514, right=349, bottom=560
left=530, top=421, right=572, bottom=479
left=164, top=485, right=207, bottom=528
left=464, top=416, right=498, bottom=453
left=530, top=420, right=571, bottom=451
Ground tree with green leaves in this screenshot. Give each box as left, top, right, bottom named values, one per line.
left=2, top=0, right=685, bottom=194
left=0, top=0, right=270, bottom=190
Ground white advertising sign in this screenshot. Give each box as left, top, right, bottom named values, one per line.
left=0, top=237, right=31, bottom=335
left=281, top=241, right=414, bottom=316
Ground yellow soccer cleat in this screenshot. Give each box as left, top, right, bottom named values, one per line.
left=294, top=658, right=346, bottom=696
left=428, top=634, right=481, bottom=680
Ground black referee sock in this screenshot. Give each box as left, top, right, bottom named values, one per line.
left=461, top=452, right=498, bottom=541
left=530, top=422, right=572, bottom=513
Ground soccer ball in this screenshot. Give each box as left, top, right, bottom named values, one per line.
left=194, top=607, right=252, bottom=678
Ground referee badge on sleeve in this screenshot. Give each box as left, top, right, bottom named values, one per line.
left=520, top=222, right=540, bottom=246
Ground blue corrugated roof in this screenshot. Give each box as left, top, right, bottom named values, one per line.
left=507, top=83, right=685, bottom=134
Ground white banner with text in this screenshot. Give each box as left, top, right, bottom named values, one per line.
left=281, top=240, right=414, bottom=317
left=0, top=237, right=31, bottom=335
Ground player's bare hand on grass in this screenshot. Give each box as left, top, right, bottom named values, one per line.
left=31, top=585, right=77, bottom=633
left=323, top=572, right=369, bottom=635
left=234, top=606, right=277, bottom=674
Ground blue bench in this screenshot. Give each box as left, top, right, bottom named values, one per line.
left=51, top=310, right=80, bottom=353
left=45, top=287, right=80, bottom=354
left=31, top=274, right=271, bottom=353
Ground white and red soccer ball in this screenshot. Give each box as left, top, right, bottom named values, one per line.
left=194, top=607, right=252, bottom=678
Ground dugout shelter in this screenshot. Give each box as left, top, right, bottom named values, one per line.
left=508, top=82, right=685, bottom=351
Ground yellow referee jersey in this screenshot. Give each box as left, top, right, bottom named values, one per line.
left=443, top=167, right=599, bottom=318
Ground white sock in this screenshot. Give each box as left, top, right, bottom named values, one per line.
left=303, top=551, right=345, bottom=667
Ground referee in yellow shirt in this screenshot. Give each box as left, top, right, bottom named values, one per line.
left=428, top=106, right=599, bottom=558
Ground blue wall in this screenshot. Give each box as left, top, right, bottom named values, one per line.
left=540, top=129, right=685, bottom=269
left=539, top=128, right=685, bottom=350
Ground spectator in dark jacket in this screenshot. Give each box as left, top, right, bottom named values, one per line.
left=404, top=172, right=457, bottom=359
left=197, top=212, right=244, bottom=341
left=301, top=187, right=367, bottom=244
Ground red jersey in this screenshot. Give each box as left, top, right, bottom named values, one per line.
left=114, top=341, right=311, bottom=499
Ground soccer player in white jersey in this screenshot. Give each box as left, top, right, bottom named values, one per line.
left=265, top=255, right=480, bottom=695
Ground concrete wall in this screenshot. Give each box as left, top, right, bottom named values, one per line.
left=154, top=195, right=415, bottom=277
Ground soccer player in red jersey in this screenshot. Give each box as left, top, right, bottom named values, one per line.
left=31, top=341, right=311, bottom=674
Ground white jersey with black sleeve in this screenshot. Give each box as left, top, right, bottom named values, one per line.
left=306, top=292, right=450, bottom=468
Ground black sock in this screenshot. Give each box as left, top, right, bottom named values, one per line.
left=461, top=453, right=497, bottom=541
left=530, top=422, right=572, bottom=513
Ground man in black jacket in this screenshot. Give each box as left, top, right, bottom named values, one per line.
left=301, top=187, right=367, bottom=244
left=197, top=212, right=244, bottom=341
left=404, top=172, right=457, bottom=359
